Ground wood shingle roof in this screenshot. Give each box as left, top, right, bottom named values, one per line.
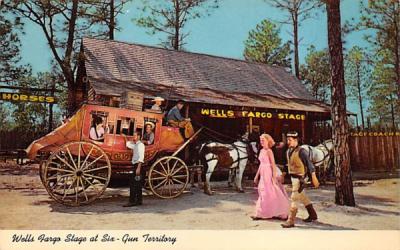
left=81, top=37, right=330, bottom=113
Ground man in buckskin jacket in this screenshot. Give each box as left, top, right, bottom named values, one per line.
left=281, top=131, right=320, bottom=228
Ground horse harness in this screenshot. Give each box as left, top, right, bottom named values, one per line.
left=201, top=141, right=252, bottom=174
left=305, top=141, right=331, bottom=166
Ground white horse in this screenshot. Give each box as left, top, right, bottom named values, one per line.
left=197, top=138, right=257, bottom=195
left=300, top=139, right=334, bottom=183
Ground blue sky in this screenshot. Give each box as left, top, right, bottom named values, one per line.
left=18, top=0, right=370, bottom=121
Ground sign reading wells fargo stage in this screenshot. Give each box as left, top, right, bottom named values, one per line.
left=0, top=92, right=56, bottom=104
left=199, top=108, right=306, bottom=120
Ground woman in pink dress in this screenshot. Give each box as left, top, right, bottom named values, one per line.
left=251, top=134, right=290, bottom=220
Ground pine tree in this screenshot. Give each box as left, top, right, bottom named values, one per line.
left=7, top=0, right=129, bottom=115
left=344, top=46, right=371, bottom=129
left=243, top=19, right=291, bottom=68
left=135, top=0, right=218, bottom=50
left=325, top=0, right=355, bottom=206
left=368, top=49, right=399, bottom=130
left=356, top=0, right=400, bottom=100
left=351, top=0, right=400, bottom=129
left=0, top=2, right=29, bottom=85
left=266, top=0, right=322, bottom=79
left=300, top=46, right=331, bottom=102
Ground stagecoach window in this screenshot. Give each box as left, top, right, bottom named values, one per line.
left=107, top=122, right=115, bottom=134
left=143, top=118, right=157, bottom=145
left=116, top=117, right=135, bottom=136
left=89, top=111, right=110, bottom=142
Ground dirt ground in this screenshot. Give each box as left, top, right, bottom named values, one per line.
left=0, top=162, right=399, bottom=230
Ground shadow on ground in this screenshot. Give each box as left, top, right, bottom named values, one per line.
left=42, top=185, right=257, bottom=215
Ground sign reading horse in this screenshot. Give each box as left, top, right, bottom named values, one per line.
left=0, top=92, right=56, bottom=103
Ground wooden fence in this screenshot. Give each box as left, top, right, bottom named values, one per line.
left=349, top=135, right=400, bottom=171
left=0, top=130, right=45, bottom=151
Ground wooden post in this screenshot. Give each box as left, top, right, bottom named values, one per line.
left=185, top=104, right=189, bottom=118
left=184, top=104, right=190, bottom=161
left=48, top=83, right=56, bottom=132
left=249, top=117, right=253, bottom=133
left=301, top=119, right=306, bottom=144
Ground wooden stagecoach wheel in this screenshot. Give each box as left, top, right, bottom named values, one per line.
left=148, top=156, right=189, bottom=199
left=43, top=141, right=111, bottom=206
left=39, top=160, right=46, bottom=186
left=39, top=153, right=51, bottom=186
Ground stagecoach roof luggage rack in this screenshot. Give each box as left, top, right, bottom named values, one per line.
left=119, top=91, right=143, bottom=111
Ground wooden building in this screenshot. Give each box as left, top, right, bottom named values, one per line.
left=76, top=38, right=331, bottom=149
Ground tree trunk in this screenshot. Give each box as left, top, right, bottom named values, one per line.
left=173, top=0, right=180, bottom=50
left=48, top=82, right=55, bottom=132
left=356, top=64, right=365, bottom=129
left=367, top=116, right=371, bottom=129
left=63, top=68, right=76, bottom=115
left=48, top=103, right=54, bottom=132
left=65, top=0, right=79, bottom=115
left=394, top=8, right=400, bottom=100
left=390, top=95, right=396, bottom=131
left=326, top=0, right=355, bottom=206
left=109, top=0, right=115, bottom=40
left=293, top=13, right=300, bottom=79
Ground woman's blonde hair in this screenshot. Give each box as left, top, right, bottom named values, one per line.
left=260, top=133, right=275, bottom=148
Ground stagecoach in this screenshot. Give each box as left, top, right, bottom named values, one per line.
left=26, top=104, right=202, bottom=206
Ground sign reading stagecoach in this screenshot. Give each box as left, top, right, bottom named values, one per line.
left=350, top=131, right=400, bottom=137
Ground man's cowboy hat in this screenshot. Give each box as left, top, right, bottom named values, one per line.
left=152, top=96, right=165, bottom=102
left=144, top=121, right=155, bottom=129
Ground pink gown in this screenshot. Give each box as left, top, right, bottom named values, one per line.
left=254, top=149, right=289, bottom=219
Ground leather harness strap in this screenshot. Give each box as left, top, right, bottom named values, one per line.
left=201, top=141, right=252, bottom=174
left=306, top=143, right=330, bottom=166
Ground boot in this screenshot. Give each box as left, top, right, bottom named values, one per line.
left=123, top=173, right=138, bottom=207
left=134, top=175, right=143, bottom=205
left=281, top=208, right=297, bottom=228
left=303, top=204, right=317, bottom=222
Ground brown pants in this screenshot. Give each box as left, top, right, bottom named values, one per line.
left=290, top=177, right=311, bottom=209
left=168, top=120, right=194, bottom=138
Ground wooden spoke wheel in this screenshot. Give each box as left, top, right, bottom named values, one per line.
left=42, top=141, right=111, bottom=206
left=39, top=153, right=51, bottom=186
left=39, top=160, right=46, bottom=186
left=148, top=156, right=189, bottom=199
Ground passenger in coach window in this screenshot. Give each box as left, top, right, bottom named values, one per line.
left=89, top=116, right=105, bottom=142
left=142, top=122, right=155, bottom=145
